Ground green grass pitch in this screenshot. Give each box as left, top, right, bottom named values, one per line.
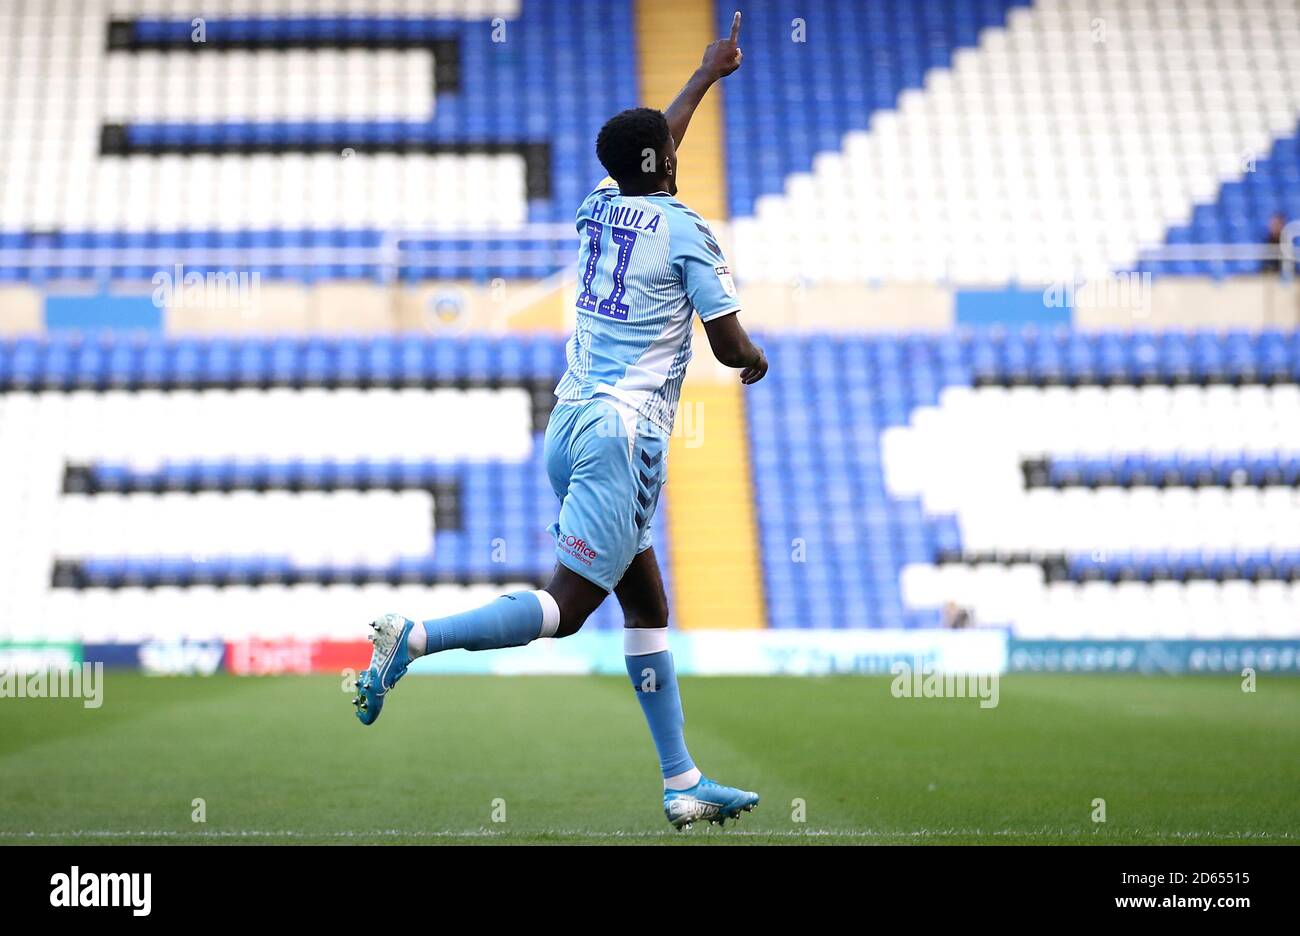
left=1, top=673, right=1296, bottom=845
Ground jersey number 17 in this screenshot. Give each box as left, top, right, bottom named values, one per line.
left=577, top=221, right=638, bottom=322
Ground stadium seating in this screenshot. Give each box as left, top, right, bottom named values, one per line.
left=718, top=0, right=1031, bottom=218
left=3, top=329, right=1298, bottom=642
left=1142, top=131, right=1300, bottom=277
left=724, top=0, right=1300, bottom=283
left=2, top=0, right=1295, bottom=285
left=745, top=329, right=1300, bottom=637
left=0, top=0, right=636, bottom=281
left=0, top=333, right=663, bottom=642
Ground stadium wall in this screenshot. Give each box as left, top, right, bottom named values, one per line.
left=5, top=277, right=1298, bottom=336
left=6, top=633, right=1298, bottom=677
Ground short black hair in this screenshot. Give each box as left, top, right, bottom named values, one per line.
left=596, top=107, right=671, bottom=186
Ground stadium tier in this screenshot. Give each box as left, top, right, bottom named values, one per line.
left=751, top=330, right=1300, bottom=637
left=724, top=0, right=1300, bottom=283
left=0, top=0, right=1297, bottom=284
left=0, top=333, right=655, bottom=640
left=0, top=0, right=637, bottom=280
left=2, top=330, right=1299, bottom=644
left=1145, top=130, right=1300, bottom=277
left=719, top=0, right=1033, bottom=217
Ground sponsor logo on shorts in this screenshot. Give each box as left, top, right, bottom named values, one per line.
left=558, top=531, right=598, bottom=565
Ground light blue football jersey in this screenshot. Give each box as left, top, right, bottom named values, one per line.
left=554, top=179, right=741, bottom=433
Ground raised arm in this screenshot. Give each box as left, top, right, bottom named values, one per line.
left=664, top=11, right=743, bottom=148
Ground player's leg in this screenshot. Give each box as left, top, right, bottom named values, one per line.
left=617, top=547, right=698, bottom=787
left=352, top=579, right=565, bottom=725
left=355, top=560, right=606, bottom=724
left=400, top=559, right=602, bottom=656
left=352, top=399, right=622, bottom=724
left=616, top=548, right=760, bottom=829
left=406, top=396, right=613, bottom=654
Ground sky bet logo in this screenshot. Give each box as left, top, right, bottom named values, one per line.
left=50, top=867, right=151, bottom=917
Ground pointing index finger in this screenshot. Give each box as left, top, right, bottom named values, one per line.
left=729, top=10, right=742, bottom=43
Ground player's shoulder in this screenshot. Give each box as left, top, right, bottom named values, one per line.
left=657, top=198, right=723, bottom=258
left=575, top=177, right=621, bottom=224
left=654, top=194, right=706, bottom=224
left=586, top=176, right=620, bottom=201
left=577, top=177, right=617, bottom=205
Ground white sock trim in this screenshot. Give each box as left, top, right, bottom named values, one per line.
left=532, top=589, right=561, bottom=638
left=408, top=622, right=428, bottom=657
left=664, top=767, right=702, bottom=790
left=624, top=626, right=669, bottom=656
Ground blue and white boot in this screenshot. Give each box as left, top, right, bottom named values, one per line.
left=663, top=777, right=760, bottom=830
left=352, top=613, right=416, bottom=726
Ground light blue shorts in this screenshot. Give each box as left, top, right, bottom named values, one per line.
left=544, top=397, right=668, bottom=592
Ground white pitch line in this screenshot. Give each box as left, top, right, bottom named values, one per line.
left=1, top=828, right=1292, bottom=841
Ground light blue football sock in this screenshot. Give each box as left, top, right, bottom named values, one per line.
left=416, top=589, right=559, bottom=655
left=625, top=629, right=696, bottom=779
